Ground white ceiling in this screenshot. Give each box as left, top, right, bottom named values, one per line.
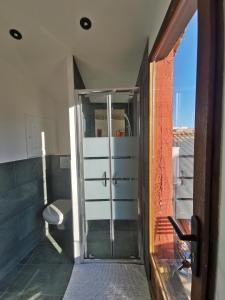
left=0, top=0, right=170, bottom=102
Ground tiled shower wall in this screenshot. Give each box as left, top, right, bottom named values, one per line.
left=0, top=158, right=44, bottom=280
left=46, top=155, right=71, bottom=202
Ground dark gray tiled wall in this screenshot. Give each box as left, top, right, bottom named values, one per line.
left=46, top=155, right=71, bottom=202
left=0, top=158, right=45, bottom=280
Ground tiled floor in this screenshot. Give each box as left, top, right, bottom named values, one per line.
left=0, top=240, right=151, bottom=300
left=0, top=240, right=73, bottom=300
left=63, top=263, right=151, bottom=300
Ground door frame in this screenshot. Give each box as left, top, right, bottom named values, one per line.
left=148, top=0, right=224, bottom=299
left=75, top=87, right=144, bottom=263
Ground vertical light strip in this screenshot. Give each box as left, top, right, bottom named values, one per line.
left=41, top=131, right=49, bottom=237
left=149, top=62, right=156, bottom=254
left=69, top=104, right=81, bottom=261
left=41, top=131, right=47, bottom=205
left=108, top=94, right=114, bottom=257
left=136, top=91, right=143, bottom=260
left=77, top=95, right=88, bottom=258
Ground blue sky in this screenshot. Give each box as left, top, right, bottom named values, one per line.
left=173, top=12, right=198, bottom=128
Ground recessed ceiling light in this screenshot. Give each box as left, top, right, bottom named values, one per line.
left=80, top=17, right=92, bottom=30
left=9, top=29, right=22, bottom=40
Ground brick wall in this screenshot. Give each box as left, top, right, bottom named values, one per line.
left=152, top=50, right=174, bottom=259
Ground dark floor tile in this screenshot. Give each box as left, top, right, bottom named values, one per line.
left=0, top=291, right=62, bottom=299
left=23, top=270, right=71, bottom=297
left=26, top=243, right=71, bottom=265
left=0, top=240, right=72, bottom=300
left=0, top=264, right=25, bottom=292
left=5, top=269, right=37, bottom=294
left=4, top=264, right=70, bottom=295
left=20, top=262, right=72, bottom=275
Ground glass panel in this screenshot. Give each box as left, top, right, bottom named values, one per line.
left=176, top=179, right=193, bottom=199
left=175, top=200, right=193, bottom=219
left=113, top=220, right=139, bottom=258
left=111, top=92, right=139, bottom=259
left=80, top=91, right=140, bottom=260
left=84, top=159, right=110, bottom=179
left=84, top=180, right=110, bottom=200
left=111, top=137, right=138, bottom=157
left=83, top=137, right=109, bottom=157
left=151, top=12, right=197, bottom=299
left=111, top=158, right=138, bottom=179
left=85, top=201, right=111, bottom=220
left=81, top=94, right=108, bottom=138
left=111, top=180, right=138, bottom=199
left=80, top=94, right=111, bottom=258
left=112, top=201, right=138, bottom=220
left=86, top=220, right=111, bottom=258
left=111, top=92, right=137, bottom=137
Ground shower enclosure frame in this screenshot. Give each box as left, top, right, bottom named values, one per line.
left=74, top=87, right=143, bottom=263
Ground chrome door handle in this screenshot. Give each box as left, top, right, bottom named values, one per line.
left=103, top=171, right=107, bottom=186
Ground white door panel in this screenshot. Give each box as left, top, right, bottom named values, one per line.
left=111, top=158, right=137, bottom=179
left=111, top=180, right=138, bottom=199
left=84, top=159, right=110, bottom=179
left=85, top=201, right=111, bottom=220
left=111, top=137, right=138, bottom=157
left=112, top=201, right=138, bottom=220
left=84, top=180, right=110, bottom=199
left=83, top=137, right=109, bottom=157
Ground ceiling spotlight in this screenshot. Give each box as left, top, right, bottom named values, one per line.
left=9, top=29, right=22, bottom=40
left=80, top=17, right=92, bottom=30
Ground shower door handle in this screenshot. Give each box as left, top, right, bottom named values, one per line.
left=103, top=172, right=107, bottom=186
left=113, top=172, right=118, bottom=185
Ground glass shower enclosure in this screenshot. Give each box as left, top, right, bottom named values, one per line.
left=76, top=88, right=141, bottom=260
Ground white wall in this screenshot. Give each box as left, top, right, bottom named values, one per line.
left=0, top=58, right=58, bottom=163
left=148, top=0, right=171, bottom=53
left=44, top=56, right=71, bottom=156
left=55, top=100, right=70, bottom=155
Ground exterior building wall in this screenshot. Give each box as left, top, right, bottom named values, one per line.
left=152, top=50, right=174, bottom=259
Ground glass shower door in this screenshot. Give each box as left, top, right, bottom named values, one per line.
left=81, top=94, right=111, bottom=258
left=79, top=90, right=140, bottom=259
left=110, top=93, right=139, bottom=258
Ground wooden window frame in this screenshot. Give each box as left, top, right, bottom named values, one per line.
left=148, top=0, right=224, bottom=299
